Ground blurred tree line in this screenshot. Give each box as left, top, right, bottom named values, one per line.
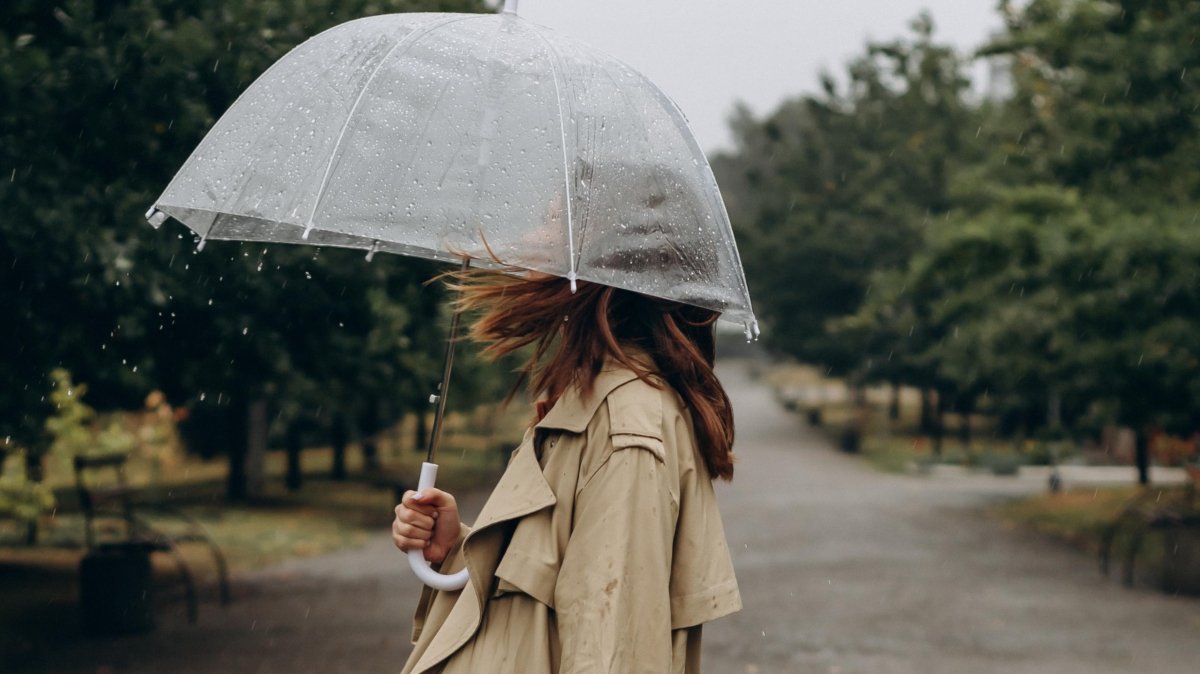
left=0, top=0, right=502, bottom=500
left=713, top=0, right=1200, bottom=483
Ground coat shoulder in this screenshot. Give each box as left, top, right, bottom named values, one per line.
left=604, top=376, right=668, bottom=440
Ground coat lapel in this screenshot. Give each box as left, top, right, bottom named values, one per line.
left=411, top=432, right=556, bottom=672
left=411, top=364, right=642, bottom=673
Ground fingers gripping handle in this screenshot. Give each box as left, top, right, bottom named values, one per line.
left=407, top=462, right=470, bottom=591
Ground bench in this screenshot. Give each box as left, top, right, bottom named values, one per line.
left=1099, top=471, right=1200, bottom=591
left=74, top=452, right=231, bottom=627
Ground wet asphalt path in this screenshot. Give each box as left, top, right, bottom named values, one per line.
left=703, top=362, right=1200, bottom=674
left=10, top=360, right=1200, bottom=673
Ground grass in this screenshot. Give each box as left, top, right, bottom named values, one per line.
left=992, top=486, right=1140, bottom=553
left=0, top=401, right=525, bottom=650
left=0, top=419, right=517, bottom=658
left=991, top=485, right=1200, bottom=594
left=765, top=362, right=1085, bottom=475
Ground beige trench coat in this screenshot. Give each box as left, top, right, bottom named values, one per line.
left=400, top=363, right=741, bottom=674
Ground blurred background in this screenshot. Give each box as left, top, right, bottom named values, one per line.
left=2, top=1, right=1198, bottom=673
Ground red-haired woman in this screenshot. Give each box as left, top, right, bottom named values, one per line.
left=394, top=271, right=741, bottom=674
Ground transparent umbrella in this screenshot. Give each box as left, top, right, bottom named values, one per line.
left=146, top=0, right=757, bottom=590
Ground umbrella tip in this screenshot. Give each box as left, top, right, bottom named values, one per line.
left=744, top=319, right=760, bottom=343
left=365, top=241, right=381, bottom=263
left=568, top=271, right=577, bottom=293
left=502, top=0, right=519, bottom=15
left=145, top=207, right=167, bottom=229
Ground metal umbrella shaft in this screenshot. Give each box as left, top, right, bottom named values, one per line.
left=409, top=257, right=471, bottom=592
left=425, top=258, right=469, bottom=464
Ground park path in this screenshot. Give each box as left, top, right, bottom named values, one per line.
left=703, top=362, right=1200, bottom=674
left=12, top=361, right=1200, bottom=673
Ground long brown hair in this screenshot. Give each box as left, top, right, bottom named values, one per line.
left=448, top=270, right=735, bottom=480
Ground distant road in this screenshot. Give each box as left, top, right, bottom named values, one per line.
left=703, top=360, right=1200, bottom=674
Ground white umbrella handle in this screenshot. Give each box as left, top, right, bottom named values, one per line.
left=407, top=462, right=470, bottom=591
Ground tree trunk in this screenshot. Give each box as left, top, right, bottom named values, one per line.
left=226, top=403, right=249, bottom=502
left=959, top=411, right=971, bottom=450
left=888, top=382, right=901, bottom=422
left=24, top=451, right=44, bottom=483
left=245, top=399, right=269, bottom=497
left=931, top=391, right=945, bottom=458
left=362, top=436, right=380, bottom=473
left=361, top=406, right=381, bottom=473
left=285, top=426, right=303, bottom=492
left=22, top=452, right=42, bottom=545
left=331, top=415, right=348, bottom=481
left=919, top=389, right=937, bottom=435
left=415, top=410, right=428, bottom=456
left=1135, top=429, right=1150, bottom=486
left=1047, top=391, right=1062, bottom=429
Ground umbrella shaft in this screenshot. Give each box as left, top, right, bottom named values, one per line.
left=425, top=258, right=470, bottom=463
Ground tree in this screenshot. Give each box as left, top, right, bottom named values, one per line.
left=982, top=0, right=1200, bottom=203
left=841, top=188, right=1200, bottom=482
left=713, top=15, right=981, bottom=370
left=0, top=0, right=492, bottom=499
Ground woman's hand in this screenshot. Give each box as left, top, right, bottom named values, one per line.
left=392, top=488, right=461, bottom=564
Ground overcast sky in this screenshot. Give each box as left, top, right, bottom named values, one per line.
left=517, top=0, right=1004, bottom=154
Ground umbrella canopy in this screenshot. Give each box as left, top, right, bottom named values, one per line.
left=146, top=5, right=758, bottom=337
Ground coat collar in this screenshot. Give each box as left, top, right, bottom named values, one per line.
left=533, top=361, right=646, bottom=433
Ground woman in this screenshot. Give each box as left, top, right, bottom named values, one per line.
left=393, top=270, right=741, bottom=674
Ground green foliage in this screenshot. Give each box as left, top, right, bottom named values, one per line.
left=44, top=368, right=137, bottom=467
left=0, top=0, right=494, bottom=478
left=714, top=15, right=982, bottom=370
left=0, top=450, right=55, bottom=524
left=721, top=2, right=1200, bottom=466
left=984, top=0, right=1200, bottom=202
left=43, top=369, right=97, bottom=460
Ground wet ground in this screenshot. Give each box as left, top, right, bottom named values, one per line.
left=7, top=361, right=1200, bottom=673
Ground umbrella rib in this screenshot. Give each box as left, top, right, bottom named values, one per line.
left=528, top=26, right=578, bottom=291
left=152, top=34, right=301, bottom=234
left=303, top=15, right=474, bottom=239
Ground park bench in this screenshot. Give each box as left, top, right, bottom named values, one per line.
left=1099, top=468, right=1200, bottom=593
left=74, top=452, right=231, bottom=629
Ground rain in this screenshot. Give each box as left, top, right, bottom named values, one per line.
left=2, top=1, right=1200, bottom=674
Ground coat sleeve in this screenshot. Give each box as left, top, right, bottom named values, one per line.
left=553, top=439, right=676, bottom=674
